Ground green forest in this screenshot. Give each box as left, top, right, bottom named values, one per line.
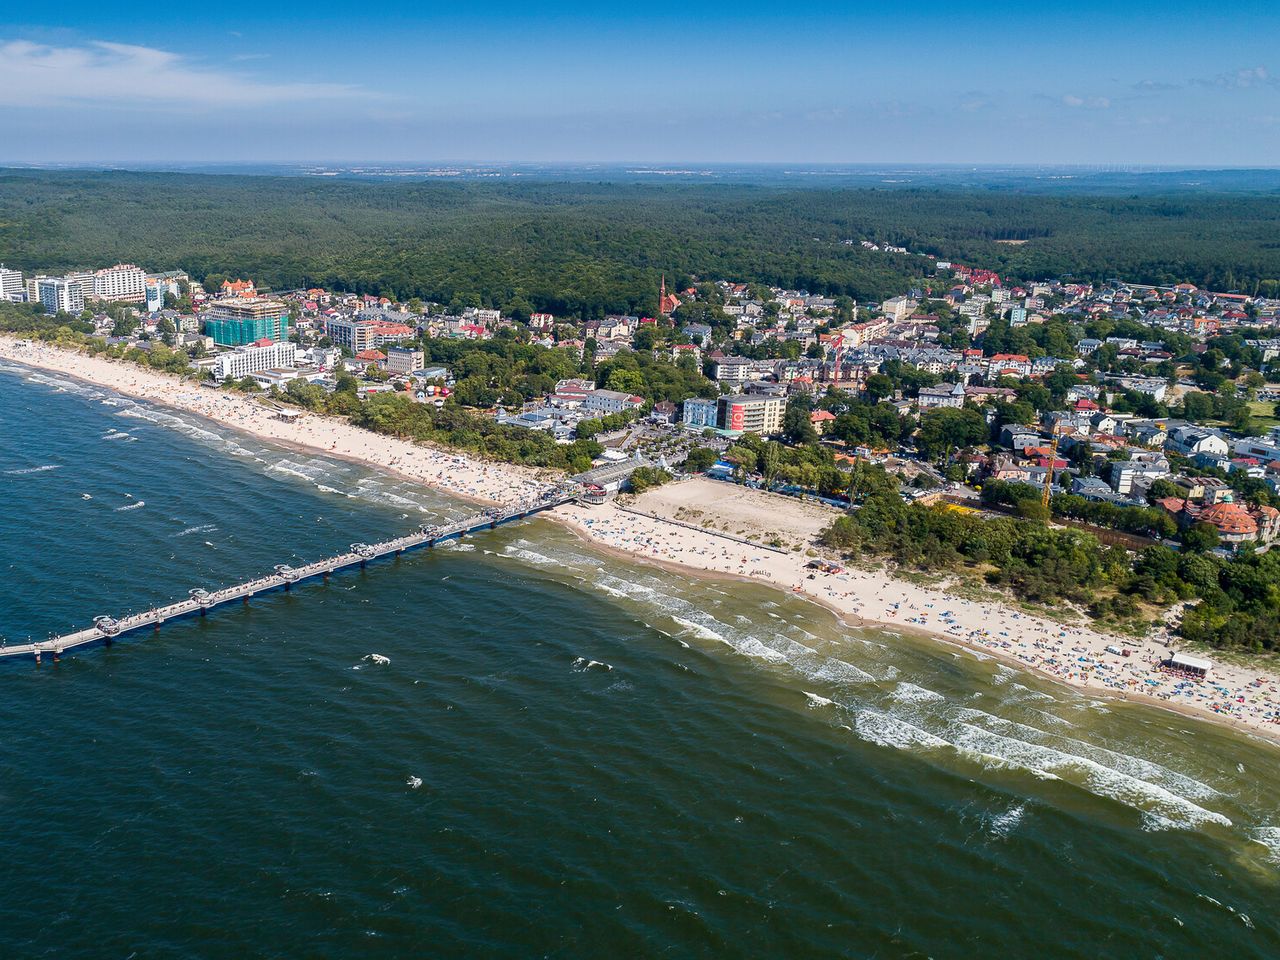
left=7, top=170, right=1280, bottom=319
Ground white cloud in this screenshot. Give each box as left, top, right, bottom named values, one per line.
left=1061, top=94, right=1111, bottom=110
left=0, top=38, right=361, bottom=108
left=1191, top=65, right=1275, bottom=90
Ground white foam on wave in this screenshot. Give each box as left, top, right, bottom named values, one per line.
left=4, top=464, right=60, bottom=475
left=572, top=656, right=613, bottom=672
left=671, top=615, right=727, bottom=644
left=504, top=545, right=558, bottom=566
left=959, top=708, right=1223, bottom=802
left=363, top=654, right=390, bottom=665
left=406, top=775, right=422, bottom=789
left=1141, top=812, right=1179, bottom=832
left=947, top=720, right=1231, bottom=829
left=1250, top=826, right=1280, bottom=862
left=315, top=484, right=355, bottom=498
left=800, top=656, right=876, bottom=685
left=114, top=501, right=145, bottom=512
left=987, top=802, right=1026, bottom=839
left=891, top=681, right=946, bottom=705
left=174, top=523, right=218, bottom=537
left=26, top=372, right=101, bottom=397
left=268, top=460, right=321, bottom=482
left=804, top=691, right=835, bottom=708
left=854, top=710, right=951, bottom=751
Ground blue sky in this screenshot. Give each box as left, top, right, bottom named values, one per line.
left=5, top=1, right=1280, bottom=164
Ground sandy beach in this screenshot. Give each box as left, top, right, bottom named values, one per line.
left=4, top=334, right=1279, bottom=743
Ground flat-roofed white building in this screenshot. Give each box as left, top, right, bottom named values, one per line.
left=37, top=277, right=85, bottom=316
left=94, top=263, right=147, bottom=303
left=0, top=264, right=24, bottom=300
left=211, top=340, right=299, bottom=381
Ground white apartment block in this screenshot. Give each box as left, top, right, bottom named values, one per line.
left=385, top=345, right=424, bottom=376
left=37, top=277, right=85, bottom=316
left=212, top=340, right=299, bottom=381
left=94, top=264, right=147, bottom=303
left=712, top=356, right=756, bottom=383
left=0, top=264, right=24, bottom=300
left=581, top=389, right=644, bottom=416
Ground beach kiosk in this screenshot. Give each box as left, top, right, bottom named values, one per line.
left=1167, top=652, right=1211, bottom=679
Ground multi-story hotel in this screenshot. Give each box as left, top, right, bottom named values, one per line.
left=210, top=340, right=299, bottom=381
left=36, top=277, right=86, bottom=316
left=93, top=264, right=147, bottom=303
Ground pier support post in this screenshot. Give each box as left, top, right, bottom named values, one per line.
left=284, top=582, right=291, bottom=592
left=52, top=649, right=60, bottom=663
left=33, top=651, right=41, bottom=665
left=201, top=606, right=208, bottom=617
left=103, top=635, right=112, bottom=647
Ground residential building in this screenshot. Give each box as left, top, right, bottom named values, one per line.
left=385, top=345, right=424, bottom=376
left=144, top=278, right=166, bottom=313
left=712, top=356, right=756, bottom=384
left=917, top=382, right=965, bottom=410
left=719, top=394, right=785, bottom=436
left=682, top=397, right=719, bottom=430
left=810, top=409, right=837, bottom=435
left=220, top=279, right=256, bottom=298
left=36, top=277, right=84, bottom=316
left=879, top=296, right=918, bottom=321
left=93, top=264, right=147, bottom=303
left=323, top=316, right=413, bottom=352
left=986, top=353, right=1032, bottom=378
left=582, top=389, right=645, bottom=416
left=1110, top=458, right=1171, bottom=496
left=1166, top=426, right=1229, bottom=458
left=0, top=264, right=23, bottom=301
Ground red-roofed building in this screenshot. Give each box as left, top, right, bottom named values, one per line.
left=810, top=409, right=837, bottom=435
left=986, top=353, right=1031, bottom=378
left=221, top=279, right=256, bottom=298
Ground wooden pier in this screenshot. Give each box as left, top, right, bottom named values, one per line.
left=1, top=484, right=582, bottom=665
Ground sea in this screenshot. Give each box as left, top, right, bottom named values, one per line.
left=1, top=361, right=1278, bottom=958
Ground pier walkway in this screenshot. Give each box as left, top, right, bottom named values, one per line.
left=2, top=483, right=582, bottom=664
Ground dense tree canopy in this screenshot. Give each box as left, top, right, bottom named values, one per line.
left=8, top=170, right=1280, bottom=320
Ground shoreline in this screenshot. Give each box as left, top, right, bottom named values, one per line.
left=3, top=334, right=1279, bottom=745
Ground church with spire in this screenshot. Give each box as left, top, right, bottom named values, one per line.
left=658, top=274, right=681, bottom=315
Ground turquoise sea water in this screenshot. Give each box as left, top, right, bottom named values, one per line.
left=1, top=362, right=1279, bottom=958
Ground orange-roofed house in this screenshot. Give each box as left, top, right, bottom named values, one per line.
left=221, top=279, right=256, bottom=298
left=810, top=409, right=837, bottom=436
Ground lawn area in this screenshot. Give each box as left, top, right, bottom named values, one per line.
left=1247, top=399, right=1280, bottom=432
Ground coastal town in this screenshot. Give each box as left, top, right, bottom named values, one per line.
left=5, top=247, right=1280, bottom=739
